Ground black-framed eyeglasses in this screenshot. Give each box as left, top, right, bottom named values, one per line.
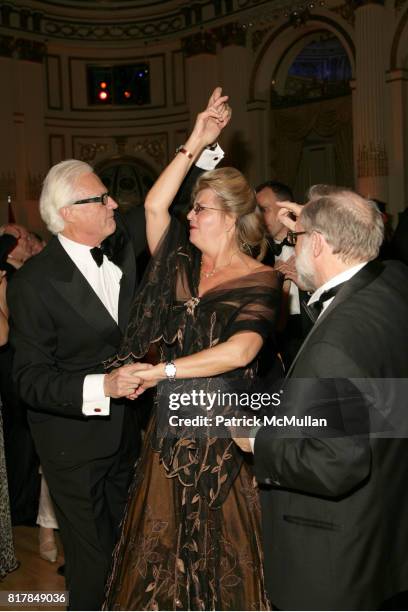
left=72, top=192, right=110, bottom=206
left=286, top=230, right=308, bottom=246
left=190, top=203, right=222, bottom=214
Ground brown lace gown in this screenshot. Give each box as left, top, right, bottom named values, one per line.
left=104, top=217, right=282, bottom=611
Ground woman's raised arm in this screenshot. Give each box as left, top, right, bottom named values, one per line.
left=144, top=88, right=230, bottom=254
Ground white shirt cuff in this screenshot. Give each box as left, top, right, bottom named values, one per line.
left=249, top=425, right=261, bottom=453
left=195, top=144, right=224, bottom=170
left=82, top=374, right=110, bottom=416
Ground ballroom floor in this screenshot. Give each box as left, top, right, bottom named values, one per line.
left=0, top=527, right=66, bottom=611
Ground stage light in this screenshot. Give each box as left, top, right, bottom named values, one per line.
left=124, top=91, right=131, bottom=99
left=100, top=81, right=107, bottom=89
left=99, top=91, right=108, bottom=100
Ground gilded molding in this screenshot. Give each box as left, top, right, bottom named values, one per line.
left=215, top=23, right=247, bottom=48
left=0, top=35, right=46, bottom=62
left=181, top=31, right=217, bottom=57
left=133, top=136, right=167, bottom=166
left=331, top=2, right=356, bottom=26
left=78, top=143, right=110, bottom=163
left=251, top=27, right=271, bottom=52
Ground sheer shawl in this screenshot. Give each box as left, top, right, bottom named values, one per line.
left=107, top=216, right=282, bottom=507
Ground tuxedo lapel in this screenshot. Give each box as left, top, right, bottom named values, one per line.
left=286, top=261, right=385, bottom=377
left=47, top=238, right=122, bottom=350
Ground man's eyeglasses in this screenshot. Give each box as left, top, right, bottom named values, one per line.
left=286, top=230, right=308, bottom=246
left=72, top=192, right=109, bottom=206
left=190, top=203, right=222, bottom=214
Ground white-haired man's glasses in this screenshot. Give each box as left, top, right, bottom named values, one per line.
left=72, top=192, right=109, bottom=206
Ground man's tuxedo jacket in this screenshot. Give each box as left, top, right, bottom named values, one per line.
left=7, top=212, right=144, bottom=464
left=254, top=260, right=408, bottom=610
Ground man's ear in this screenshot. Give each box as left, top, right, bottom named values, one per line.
left=311, top=230, right=324, bottom=257
left=59, top=206, right=71, bottom=222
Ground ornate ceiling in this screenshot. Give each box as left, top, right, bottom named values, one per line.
left=2, top=0, right=330, bottom=44
left=31, top=0, right=178, bottom=10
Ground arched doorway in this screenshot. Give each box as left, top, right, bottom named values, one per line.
left=94, top=156, right=157, bottom=212
left=270, top=32, right=354, bottom=201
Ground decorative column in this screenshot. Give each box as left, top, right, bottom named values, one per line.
left=385, top=70, right=408, bottom=219
left=215, top=23, right=252, bottom=173
left=353, top=0, right=388, bottom=200
left=182, top=31, right=218, bottom=130
left=247, top=98, right=269, bottom=186
left=6, top=37, right=47, bottom=229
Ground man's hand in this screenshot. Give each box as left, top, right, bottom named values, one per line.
left=274, top=255, right=307, bottom=289
left=232, top=437, right=254, bottom=453
left=277, top=201, right=302, bottom=231
left=103, top=363, right=153, bottom=399
left=125, top=365, right=162, bottom=400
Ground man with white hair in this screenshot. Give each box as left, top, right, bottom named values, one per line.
left=235, top=191, right=408, bottom=610
left=7, top=160, right=147, bottom=610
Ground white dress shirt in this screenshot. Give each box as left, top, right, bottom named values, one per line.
left=58, top=233, right=122, bottom=416
left=307, top=262, right=368, bottom=318
left=195, top=143, right=224, bottom=169
left=275, top=244, right=300, bottom=315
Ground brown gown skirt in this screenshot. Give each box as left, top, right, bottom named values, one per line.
left=104, top=415, right=270, bottom=611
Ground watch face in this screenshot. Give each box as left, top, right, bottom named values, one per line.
left=165, top=363, right=176, bottom=378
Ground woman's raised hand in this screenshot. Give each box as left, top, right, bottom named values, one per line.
left=190, top=87, right=231, bottom=148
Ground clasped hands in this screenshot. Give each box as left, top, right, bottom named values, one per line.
left=103, top=362, right=160, bottom=401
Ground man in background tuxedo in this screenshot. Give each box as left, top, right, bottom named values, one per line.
left=235, top=191, right=408, bottom=610
left=256, top=180, right=312, bottom=369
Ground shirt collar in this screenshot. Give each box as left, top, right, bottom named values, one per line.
left=308, top=262, right=368, bottom=305
left=58, top=233, right=98, bottom=263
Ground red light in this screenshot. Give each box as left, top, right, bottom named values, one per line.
left=100, top=81, right=107, bottom=89
left=99, top=91, right=108, bottom=100
left=124, top=91, right=131, bottom=99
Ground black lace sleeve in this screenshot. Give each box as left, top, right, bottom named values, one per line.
left=107, top=215, right=199, bottom=365
left=220, top=271, right=282, bottom=341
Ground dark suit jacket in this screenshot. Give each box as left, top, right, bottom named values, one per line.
left=390, top=208, right=408, bottom=266
left=254, top=260, right=408, bottom=610
left=7, top=165, right=203, bottom=465
left=7, top=212, right=142, bottom=465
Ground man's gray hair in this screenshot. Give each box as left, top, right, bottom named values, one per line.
left=307, top=184, right=348, bottom=200
left=39, top=159, right=93, bottom=234
left=300, top=191, right=384, bottom=264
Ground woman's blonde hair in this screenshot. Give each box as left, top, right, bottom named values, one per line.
left=192, top=167, right=268, bottom=260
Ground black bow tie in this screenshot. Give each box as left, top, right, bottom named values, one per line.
left=303, top=281, right=347, bottom=323
left=90, top=246, right=104, bottom=267
left=272, top=237, right=292, bottom=257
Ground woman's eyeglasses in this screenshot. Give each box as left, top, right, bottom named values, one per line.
left=72, top=192, right=109, bottom=206
left=190, top=203, right=222, bottom=214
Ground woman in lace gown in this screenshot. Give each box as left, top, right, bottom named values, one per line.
left=104, top=91, right=282, bottom=611
left=0, top=270, right=18, bottom=579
